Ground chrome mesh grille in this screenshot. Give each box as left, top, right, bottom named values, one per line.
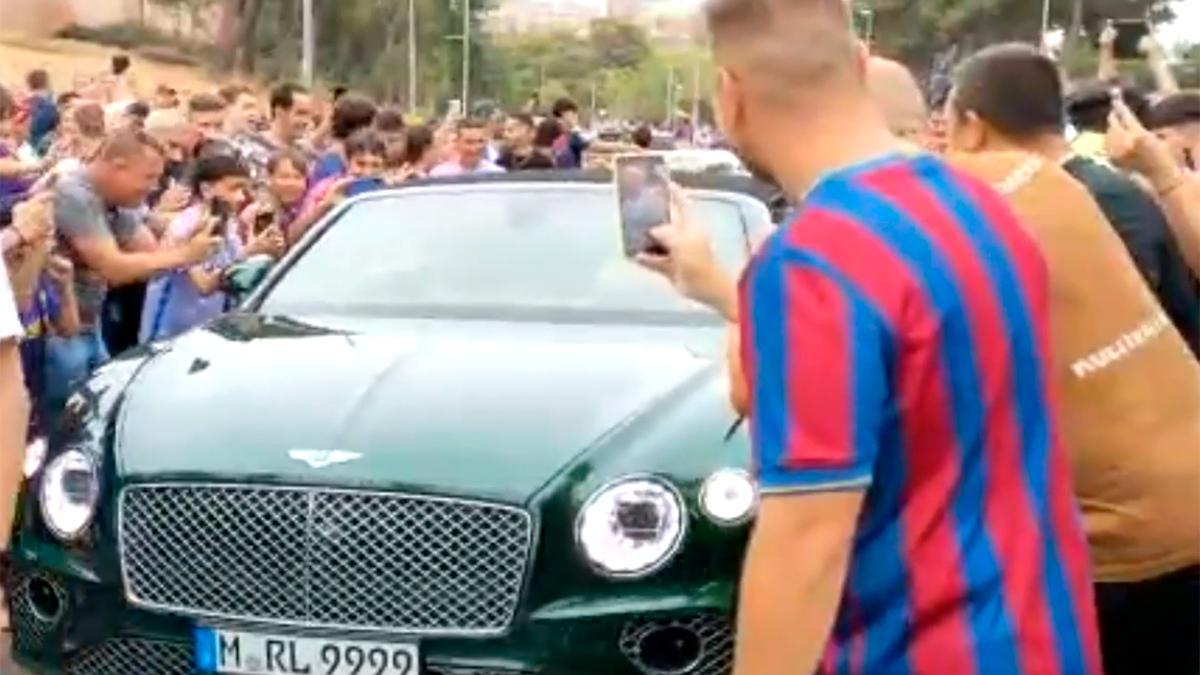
left=7, top=571, right=65, bottom=653
left=120, top=485, right=532, bottom=634
left=619, top=613, right=734, bottom=675
left=66, top=638, right=195, bottom=675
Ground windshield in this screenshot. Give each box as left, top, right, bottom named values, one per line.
left=260, top=185, right=767, bottom=323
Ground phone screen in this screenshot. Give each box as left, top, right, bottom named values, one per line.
left=614, top=154, right=671, bottom=258
left=254, top=209, right=276, bottom=234
left=1112, top=20, right=1149, bottom=60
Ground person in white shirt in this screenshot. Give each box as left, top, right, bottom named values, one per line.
left=429, top=118, right=504, bottom=177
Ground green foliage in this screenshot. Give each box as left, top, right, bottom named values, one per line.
left=863, top=0, right=1179, bottom=71
left=588, top=18, right=652, bottom=70
left=489, top=19, right=711, bottom=123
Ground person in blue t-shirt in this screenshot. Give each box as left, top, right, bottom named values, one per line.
left=309, top=94, right=378, bottom=184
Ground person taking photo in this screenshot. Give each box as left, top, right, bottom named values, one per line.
left=640, top=1, right=1101, bottom=673
left=139, top=153, right=284, bottom=343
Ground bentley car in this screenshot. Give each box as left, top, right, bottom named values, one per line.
left=8, top=172, right=776, bottom=675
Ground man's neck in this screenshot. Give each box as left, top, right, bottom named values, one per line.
left=270, top=121, right=292, bottom=146
left=511, top=143, right=532, bottom=157
left=459, top=156, right=482, bottom=170
left=980, top=132, right=1072, bottom=164
left=85, top=164, right=113, bottom=207
left=767, top=102, right=906, bottom=199
left=1016, top=133, right=1072, bottom=163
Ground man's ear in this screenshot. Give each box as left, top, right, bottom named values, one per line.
left=714, top=68, right=742, bottom=138
left=965, top=111, right=991, bottom=152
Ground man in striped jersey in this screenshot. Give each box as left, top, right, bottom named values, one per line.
left=638, top=0, right=1102, bottom=672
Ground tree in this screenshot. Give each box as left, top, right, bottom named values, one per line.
left=588, top=19, right=651, bottom=71
left=863, top=0, right=1179, bottom=75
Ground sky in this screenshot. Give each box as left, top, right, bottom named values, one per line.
left=1160, top=0, right=1199, bottom=48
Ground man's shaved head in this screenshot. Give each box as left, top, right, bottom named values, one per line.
left=705, top=0, right=859, bottom=100
left=867, top=57, right=929, bottom=140
left=702, top=0, right=896, bottom=195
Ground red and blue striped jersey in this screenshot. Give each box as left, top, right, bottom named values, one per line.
left=738, top=154, right=1101, bottom=675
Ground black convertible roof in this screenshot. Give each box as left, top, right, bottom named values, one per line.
left=382, top=169, right=790, bottom=223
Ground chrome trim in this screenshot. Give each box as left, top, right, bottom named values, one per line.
left=118, top=482, right=534, bottom=637
left=573, top=474, right=688, bottom=580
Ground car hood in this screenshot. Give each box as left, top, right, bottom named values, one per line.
left=116, top=314, right=724, bottom=503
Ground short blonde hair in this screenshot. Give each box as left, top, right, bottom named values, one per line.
left=704, top=0, right=857, bottom=93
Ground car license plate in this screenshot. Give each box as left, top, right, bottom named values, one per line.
left=195, top=627, right=418, bottom=675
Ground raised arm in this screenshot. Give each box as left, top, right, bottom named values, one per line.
left=1108, top=99, right=1199, bottom=274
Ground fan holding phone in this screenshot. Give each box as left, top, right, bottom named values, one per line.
left=139, top=154, right=285, bottom=343
left=1097, top=18, right=1178, bottom=94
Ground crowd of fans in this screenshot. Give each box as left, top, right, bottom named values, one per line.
left=0, top=2, right=1197, bottom=670
left=0, top=55, right=650, bottom=436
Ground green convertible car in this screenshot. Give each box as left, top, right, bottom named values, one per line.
left=8, top=172, right=777, bottom=675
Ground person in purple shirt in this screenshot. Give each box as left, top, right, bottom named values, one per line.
left=140, top=154, right=284, bottom=343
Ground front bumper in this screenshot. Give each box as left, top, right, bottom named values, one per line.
left=7, top=557, right=736, bottom=675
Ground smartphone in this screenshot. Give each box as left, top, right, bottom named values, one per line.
left=1111, top=19, right=1150, bottom=60
left=344, top=177, right=386, bottom=197
left=254, top=209, right=276, bottom=235
left=207, top=198, right=230, bottom=236
left=614, top=154, right=671, bottom=258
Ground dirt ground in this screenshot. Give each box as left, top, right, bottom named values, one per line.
left=0, top=33, right=231, bottom=98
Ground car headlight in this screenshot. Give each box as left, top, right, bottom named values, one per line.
left=39, top=450, right=100, bottom=541
left=576, top=476, right=685, bottom=578
left=23, top=437, right=48, bottom=478
left=699, top=469, right=757, bottom=525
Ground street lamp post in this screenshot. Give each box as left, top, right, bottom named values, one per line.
left=666, top=67, right=675, bottom=127
left=1041, top=0, right=1052, bottom=43
left=301, top=0, right=314, bottom=86
left=446, top=0, right=472, bottom=115
left=408, top=0, right=417, bottom=113
left=462, top=0, right=471, bottom=114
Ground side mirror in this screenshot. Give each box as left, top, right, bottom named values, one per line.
left=222, top=254, right=275, bottom=305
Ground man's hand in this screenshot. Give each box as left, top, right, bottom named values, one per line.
left=1139, top=34, right=1165, bottom=63
left=12, top=193, right=55, bottom=249
left=1099, top=23, right=1118, bottom=50
left=44, top=254, right=74, bottom=288
left=156, top=182, right=191, bottom=215
left=182, top=216, right=223, bottom=266
left=635, top=188, right=739, bottom=321
left=1107, top=97, right=1180, bottom=186
left=247, top=225, right=286, bottom=259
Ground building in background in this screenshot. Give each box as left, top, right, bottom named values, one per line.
left=607, top=0, right=642, bottom=20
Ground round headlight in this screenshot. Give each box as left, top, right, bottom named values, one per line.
left=23, top=437, right=48, bottom=478
left=699, top=469, right=758, bottom=525
left=39, top=450, right=100, bottom=541
left=576, top=476, right=685, bottom=578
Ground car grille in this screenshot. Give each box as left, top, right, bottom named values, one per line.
left=119, top=484, right=533, bottom=634
left=66, top=638, right=195, bottom=675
